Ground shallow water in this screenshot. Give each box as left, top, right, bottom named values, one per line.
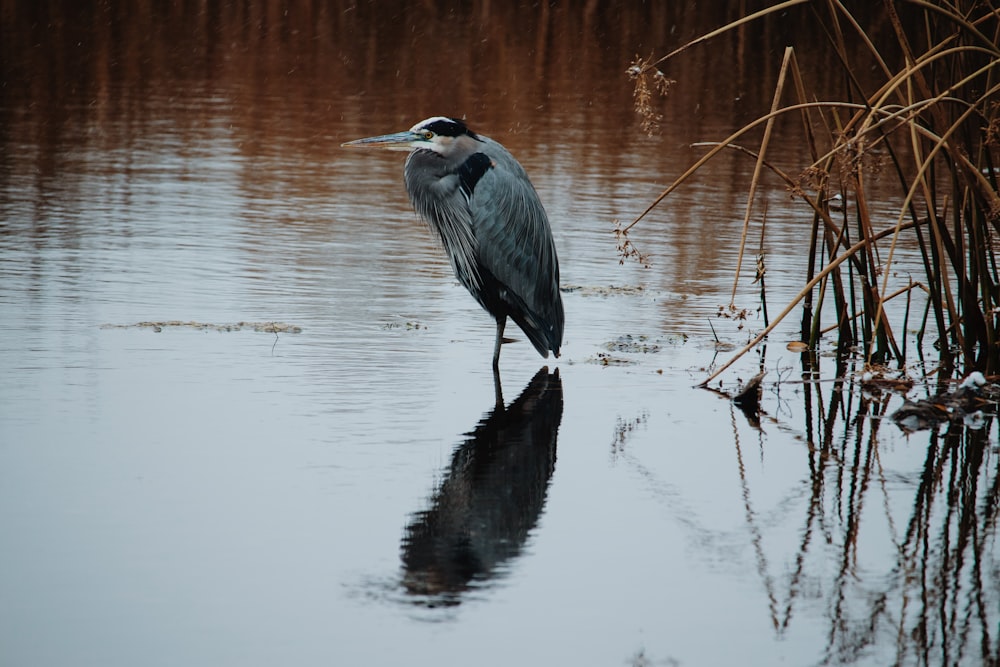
left=2, top=3, right=997, bottom=666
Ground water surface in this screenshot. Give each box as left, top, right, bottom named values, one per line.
left=1, top=3, right=997, bottom=666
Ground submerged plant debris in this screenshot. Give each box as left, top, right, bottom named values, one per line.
left=100, top=321, right=303, bottom=333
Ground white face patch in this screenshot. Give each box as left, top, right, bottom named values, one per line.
left=406, top=117, right=464, bottom=155
left=409, top=135, right=451, bottom=155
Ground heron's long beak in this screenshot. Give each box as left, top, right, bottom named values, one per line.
left=341, top=131, right=419, bottom=152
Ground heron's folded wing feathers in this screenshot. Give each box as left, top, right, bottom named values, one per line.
left=469, top=144, right=564, bottom=353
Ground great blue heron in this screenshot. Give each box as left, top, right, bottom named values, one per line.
left=342, top=117, right=564, bottom=369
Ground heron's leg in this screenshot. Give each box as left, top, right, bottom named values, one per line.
left=492, top=317, right=506, bottom=370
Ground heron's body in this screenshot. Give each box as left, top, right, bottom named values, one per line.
left=344, top=117, right=564, bottom=367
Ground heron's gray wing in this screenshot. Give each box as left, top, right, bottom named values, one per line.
left=469, top=142, right=564, bottom=355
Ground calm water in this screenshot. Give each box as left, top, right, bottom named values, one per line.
left=1, top=2, right=997, bottom=666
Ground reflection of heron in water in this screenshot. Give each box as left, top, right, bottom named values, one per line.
left=400, top=367, right=563, bottom=605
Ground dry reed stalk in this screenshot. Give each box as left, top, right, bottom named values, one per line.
left=624, top=0, right=1000, bottom=381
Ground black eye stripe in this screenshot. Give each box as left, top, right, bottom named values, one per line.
left=421, top=118, right=480, bottom=140
left=422, top=119, right=464, bottom=136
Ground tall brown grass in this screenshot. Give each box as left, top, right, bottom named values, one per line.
left=622, top=0, right=1000, bottom=385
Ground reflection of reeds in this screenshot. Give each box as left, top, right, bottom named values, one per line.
left=796, top=379, right=1000, bottom=665
left=623, top=358, right=999, bottom=662
left=624, top=2, right=1000, bottom=383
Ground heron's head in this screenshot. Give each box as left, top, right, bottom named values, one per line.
left=341, top=117, right=483, bottom=157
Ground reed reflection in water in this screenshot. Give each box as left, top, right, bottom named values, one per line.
left=401, top=368, right=562, bottom=607
left=799, top=384, right=1000, bottom=666
left=694, top=371, right=1000, bottom=666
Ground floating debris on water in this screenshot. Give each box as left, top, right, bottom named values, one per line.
left=561, top=284, right=646, bottom=297
left=588, top=352, right=636, bottom=366
left=858, top=367, right=915, bottom=394
left=960, top=371, right=987, bottom=389
left=891, top=372, right=999, bottom=433
left=100, top=321, right=303, bottom=333
left=383, top=320, right=426, bottom=330
left=611, top=409, right=650, bottom=453
left=604, top=334, right=663, bottom=354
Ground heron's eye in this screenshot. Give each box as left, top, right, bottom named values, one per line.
left=422, top=130, right=434, bottom=140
